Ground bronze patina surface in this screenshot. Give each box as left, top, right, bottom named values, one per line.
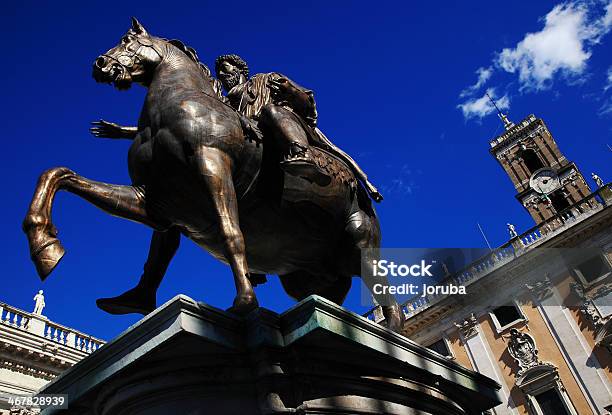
left=23, top=18, right=402, bottom=331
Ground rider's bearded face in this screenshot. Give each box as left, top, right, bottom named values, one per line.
left=218, top=61, right=242, bottom=91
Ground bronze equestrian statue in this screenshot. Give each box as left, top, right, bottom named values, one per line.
left=23, top=18, right=402, bottom=331
left=91, top=53, right=383, bottom=200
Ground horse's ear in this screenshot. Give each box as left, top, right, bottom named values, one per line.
left=131, top=17, right=149, bottom=36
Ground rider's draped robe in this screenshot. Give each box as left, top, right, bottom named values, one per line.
left=227, top=72, right=316, bottom=126
left=226, top=73, right=380, bottom=197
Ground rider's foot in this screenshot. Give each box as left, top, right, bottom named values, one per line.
left=281, top=143, right=331, bottom=186
left=370, top=191, right=383, bottom=203
left=365, top=183, right=384, bottom=203
left=96, top=286, right=156, bottom=316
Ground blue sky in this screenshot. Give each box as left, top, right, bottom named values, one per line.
left=1, top=1, right=611, bottom=341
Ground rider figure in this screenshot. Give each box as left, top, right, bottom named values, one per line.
left=215, top=54, right=328, bottom=185
left=215, top=54, right=382, bottom=201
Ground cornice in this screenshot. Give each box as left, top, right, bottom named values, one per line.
left=0, top=325, right=90, bottom=368
left=489, top=114, right=541, bottom=152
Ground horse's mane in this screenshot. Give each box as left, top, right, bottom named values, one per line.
left=165, top=39, right=207, bottom=73
left=162, top=38, right=224, bottom=99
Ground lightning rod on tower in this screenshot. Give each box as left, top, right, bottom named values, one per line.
left=486, top=92, right=514, bottom=130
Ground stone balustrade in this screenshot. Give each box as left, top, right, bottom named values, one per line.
left=0, top=304, right=29, bottom=330
left=0, top=302, right=104, bottom=354
left=365, top=183, right=611, bottom=324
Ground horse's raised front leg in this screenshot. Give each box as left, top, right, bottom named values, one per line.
left=23, top=167, right=163, bottom=280
left=194, top=147, right=258, bottom=314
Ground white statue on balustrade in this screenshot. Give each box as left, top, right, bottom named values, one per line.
left=591, top=172, right=604, bottom=188
left=33, top=290, right=45, bottom=315
left=507, top=223, right=518, bottom=239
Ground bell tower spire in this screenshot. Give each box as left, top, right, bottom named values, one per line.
left=486, top=92, right=514, bottom=130
left=489, top=114, right=592, bottom=224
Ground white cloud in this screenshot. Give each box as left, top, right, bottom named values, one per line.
left=381, top=164, right=418, bottom=196
left=605, top=66, right=612, bottom=91
left=603, top=0, right=612, bottom=28
left=600, top=66, right=612, bottom=115
left=496, top=1, right=612, bottom=90
left=460, top=66, right=493, bottom=97
left=600, top=99, right=612, bottom=115
left=458, top=88, right=510, bottom=120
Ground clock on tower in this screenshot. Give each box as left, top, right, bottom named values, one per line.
left=489, top=114, right=593, bottom=224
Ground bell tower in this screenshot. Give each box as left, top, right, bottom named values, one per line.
left=489, top=113, right=592, bottom=224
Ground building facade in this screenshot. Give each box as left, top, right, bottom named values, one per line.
left=368, top=113, right=612, bottom=415
left=0, top=294, right=105, bottom=414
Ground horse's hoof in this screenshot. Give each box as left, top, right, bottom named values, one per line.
left=229, top=294, right=259, bottom=315
left=32, top=238, right=65, bottom=281
left=383, top=304, right=404, bottom=333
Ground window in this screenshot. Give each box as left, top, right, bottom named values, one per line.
left=516, top=366, right=578, bottom=415
left=426, top=338, right=452, bottom=358
left=575, top=253, right=611, bottom=284
left=490, top=302, right=526, bottom=332
left=492, top=305, right=523, bottom=328
left=550, top=191, right=571, bottom=213
left=522, top=149, right=545, bottom=174
left=534, top=389, right=571, bottom=415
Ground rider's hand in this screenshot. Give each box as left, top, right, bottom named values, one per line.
left=268, top=77, right=294, bottom=107
left=90, top=120, right=127, bottom=139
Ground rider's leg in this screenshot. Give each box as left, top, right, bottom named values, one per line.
left=259, top=104, right=330, bottom=186
left=96, top=227, right=181, bottom=315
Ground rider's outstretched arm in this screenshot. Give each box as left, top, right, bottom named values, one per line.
left=90, top=120, right=138, bottom=140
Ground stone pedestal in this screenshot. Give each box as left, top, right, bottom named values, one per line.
left=40, top=295, right=501, bottom=415
left=25, top=314, right=47, bottom=337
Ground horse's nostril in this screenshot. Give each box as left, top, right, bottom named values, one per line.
left=95, top=56, right=106, bottom=69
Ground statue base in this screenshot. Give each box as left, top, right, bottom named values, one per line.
left=40, top=295, right=501, bottom=415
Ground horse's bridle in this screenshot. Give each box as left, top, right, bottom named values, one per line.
left=102, top=33, right=163, bottom=71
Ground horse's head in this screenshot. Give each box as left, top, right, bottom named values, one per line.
left=93, top=18, right=163, bottom=90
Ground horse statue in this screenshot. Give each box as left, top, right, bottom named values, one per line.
left=22, top=18, right=402, bottom=331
